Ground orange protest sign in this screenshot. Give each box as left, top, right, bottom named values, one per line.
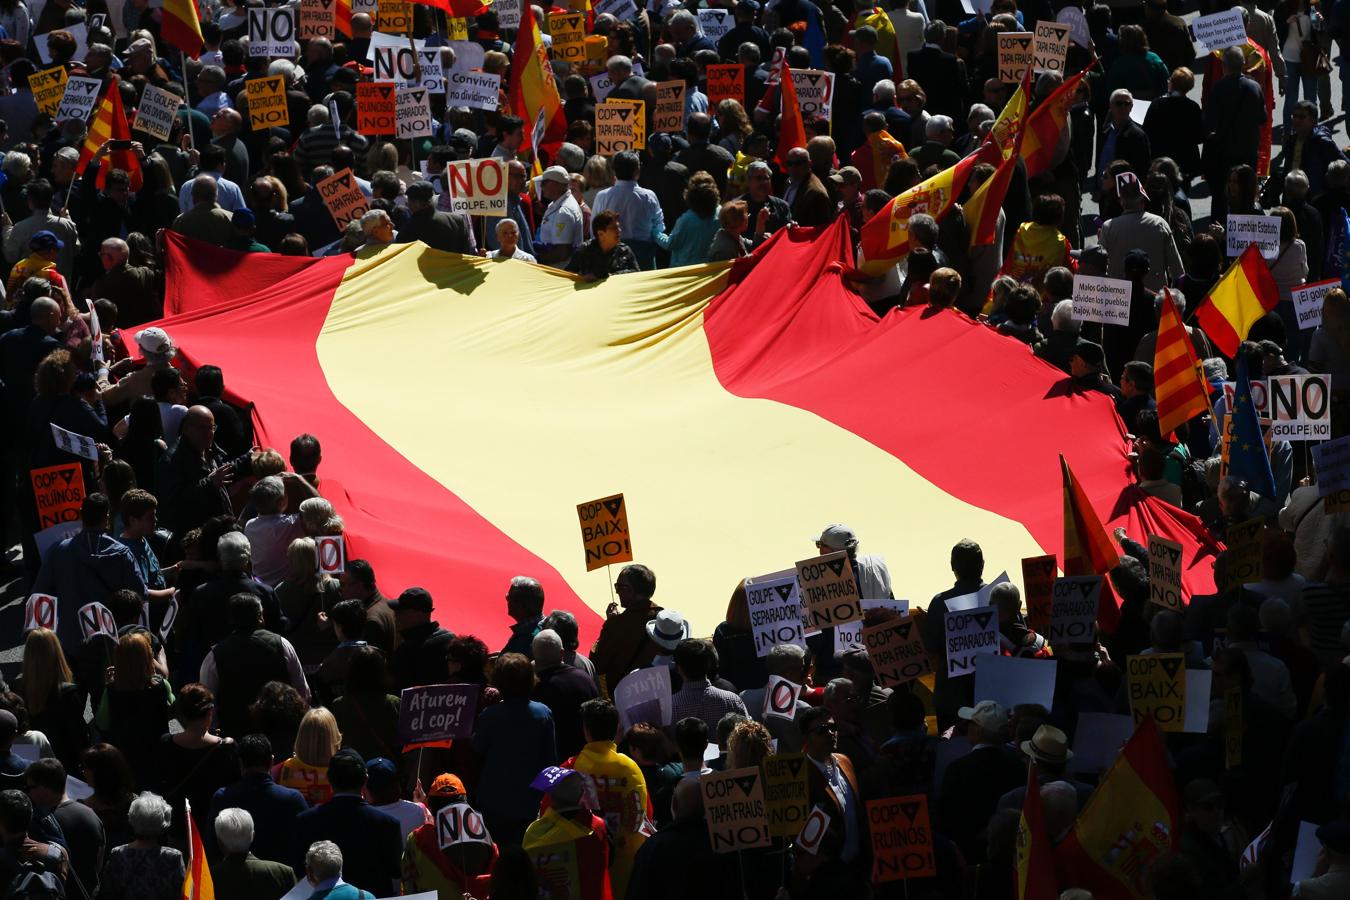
left=576, top=493, right=633, bottom=571
left=31, top=463, right=84, bottom=529
left=706, top=64, right=743, bottom=107
left=868, top=795, right=937, bottom=881
left=795, top=550, right=861, bottom=629
left=1021, top=554, right=1056, bottom=634
left=357, top=82, right=396, bottom=134
left=377, top=0, right=411, bottom=32
left=861, top=615, right=931, bottom=688
left=316, top=168, right=369, bottom=229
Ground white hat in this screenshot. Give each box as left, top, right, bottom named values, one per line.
left=134, top=327, right=175, bottom=357
left=812, top=524, right=857, bottom=552
left=957, top=700, right=1008, bottom=731
left=646, top=609, right=690, bottom=651
left=539, top=165, right=569, bottom=186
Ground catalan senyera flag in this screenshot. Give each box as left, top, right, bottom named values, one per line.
left=1194, top=244, right=1280, bottom=357
left=1153, top=289, right=1209, bottom=440
left=160, top=0, right=204, bottom=59
left=857, top=152, right=977, bottom=275
left=1021, top=66, right=1091, bottom=180
left=1016, top=768, right=1058, bottom=900
left=144, top=220, right=1218, bottom=648
left=966, top=69, right=1030, bottom=249
left=336, top=0, right=352, bottom=36
left=182, top=800, right=215, bottom=900
left=776, top=55, right=806, bottom=167
left=1054, top=717, right=1180, bottom=900
left=509, top=2, right=566, bottom=166
left=75, top=78, right=143, bottom=192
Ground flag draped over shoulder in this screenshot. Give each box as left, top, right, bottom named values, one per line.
left=1016, top=768, right=1058, bottom=900
left=1153, top=288, right=1209, bottom=439
left=776, top=56, right=806, bottom=167
left=853, top=6, right=901, bottom=75
left=509, top=4, right=566, bottom=166
left=857, top=153, right=977, bottom=274
left=181, top=800, right=215, bottom=900
left=1229, top=355, right=1277, bottom=499
left=1021, top=66, right=1090, bottom=180
left=1054, top=717, right=1180, bottom=900
left=1194, top=245, right=1279, bottom=356
left=76, top=78, right=143, bottom=192
left=161, top=0, right=203, bottom=59
left=1203, top=39, right=1274, bottom=177
left=966, top=69, right=1030, bottom=249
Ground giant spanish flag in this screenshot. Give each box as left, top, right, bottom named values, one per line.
left=1194, top=244, right=1280, bottom=356
left=144, top=222, right=1218, bottom=646
left=75, top=77, right=143, bottom=192
left=161, top=0, right=203, bottom=59
left=509, top=2, right=567, bottom=166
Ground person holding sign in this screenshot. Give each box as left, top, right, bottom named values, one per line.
left=989, top=582, right=1052, bottom=658
left=796, top=705, right=867, bottom=894
left=401, top=773, right=497, bottom=897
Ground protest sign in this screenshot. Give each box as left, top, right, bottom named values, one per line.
left=797, top=806, right=831, bottom=854
left=1057, top=5, right=1092, bottom=48
left=589, top=72, right=615, bottom=102
left=702, top=767, right=771, bottom=852
left=869, top=795, right=937, bottom=881
left=23, top=594, right=57, bottom=633
left=790, top=69, right=834, bottom=121
left=706, top=64, right=743, bottom=106
left=315, top=534, right=344, bottom=574
left=300, top=0, right=335, bottom=39
left=495, top=0, right=520, bottom=28
left=416, top=50, right=445, bottom=94
left=51, top=423, right=99, bottom=461
left=1226, top=214, right=1281, bottom=259
left=697, top=8, right=733, bottom=41
left=395, top=86, right=432, bottom=139
left=1072, top=275, right=1132, bottom=326
left=436, top=802, right=493, bottom=848
left=247, top=8, right=297, bottom=57
left=1068, top=712, right=1133, bottom=773
left=1147, top=535, right=1184, bottom=611
left=1191, top=8, right=1248, bottom=53
left=370, top=32, right=423, bottom=81
left=595, top=99, right=644, bottom=154
left=1032, top=21, right=1070, bottom=74
left=1126, top=653, right=1186, bottom=732
left=576, top=493, right=632, bottom=570
left=1048, top=576, right=1099, bottom=645
left=77, top=602, right=117, bottom=641
left=762, top=675, right=800, bottom=722
left=614, top=665, right=672, bottom=730
left=398, top=683, right=480, bottom=743
left=31, top=462, right=84, bottom=530
left=1021, top=554, right=1057, bottom=633
left=973, top=654, right=1057, bottom=711
left=550, top=11, right=586, bottom=63
left=834, top=618, right=863, bottom=654
left=141, top=596, right=179, bottom=642
left=652, top=80, right=686, bottom=133
left=796, top=550, right=862, bottom=629
left=862, top=615, right=931, bottom=687
left=744, top=571, right=805, bottom=656
left=444, top=71, right=500, bottom=110
left=357, top=82, right=396, bottom=134
left=997, top=32, right=1033, bottom=83
left=245, top=76, right=288, bottom=131
left=945, top=570, right=1007, bottom=613
left=1313, top=435, right=1350, bottom=495
left=447, top=16, right=469, bottom=40
left=447, top=40, right=487, bottom=74
left=36, top=23, right=87, bottom=65
left=55, top=75, right=101, bottom=124
left=445, top=158, right=507, bottom=216
left=1268, top=373, right=1331, bottom=440
left=1292, top=278, right=1339, bottom=330
left=761, top=753, right=809, bottom=838
left=377, top=0, right=411, bottom=32
left=316, top=168, right=369, bottom=229
left=595, top=0, right=637, bottom=18
left=133, top=83, right=180, bottom=142
left=28, top=65, right=66, bottom=116
left=944, top=607, right=998, bottom=678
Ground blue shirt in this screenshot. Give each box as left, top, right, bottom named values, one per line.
left=176, top=170, right=246, bottom=214
left=853, top=51, right=894, bottom=97
left=123, top=534, right=165, bottom=590
left=472, top=698, right=557, bottom=822
left=592, top=179, right=665, bottom=243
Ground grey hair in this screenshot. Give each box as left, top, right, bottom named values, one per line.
left=607, top=54, right=633, bottom=75
left=1051, top=299, right=1075, bottom=329
left=2, top=152, right=31, bottom=178
left=101, top=237, right=130, bottom=263
left=668, top=9, right=696, bottom=28
left=738, top=42, right=761, bottom=63
left=268, top=58, right=299, bottom=83
left=925, top=115, right=954, bottom=138
left=766, top=643, right=806, bottom=677
left=214, top=807, right=255, bottom=854
left=1109, top=88, right=1132, bottom=106
left=1155, top=291, right=1186, bottom=316
left=541, top=610, right=580, bottom=650
left=747, top=160, right=773, bottom=177
left=532, top=628, right=564, bottom=665
left=989, top=582, right=1021, bottom=611
left=307, top=104, right=330, bottom=126
left=1284, top=168, right=1310, bottom=197
left=908, top=213, right=938, bottom=245
left=1201, top=357, right=1229, bottom=384
left=823, top=677, right=854, bottom=703
left=305, top=840, right=344, bottom=881
left=54, top=146, right=80, bottom=164
left=128, top=792, right=173, bottom=838
left=250, top=475, right=286, bottom=515
left=966, top=103, right=994, bottom=127
left=923, top=19, right=947, bottom=43
left=873, top=79, right=896, bottom=103
left=360, top=209, right=392, bottom=230
left=508, top=576, right=545, bottom=615
left=218, top=531, right=252, bottom=568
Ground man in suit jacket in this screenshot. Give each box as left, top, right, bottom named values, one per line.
left=783, top=147, right=833, bottom=227
left=797, top=707, right=869, bottom=894
left=213, top=807, right=298, bottom=899
left=1202, top=46, right=1268, bottom=221
left=905, top=21, right=968, bottom=123
left=398, top=180, right=474, bottom=254
left=935, top=701, right=1026, bottom=863
left=292, top=750, right=402, bottom=897
left=1097, top=89, right=1153, bottom=182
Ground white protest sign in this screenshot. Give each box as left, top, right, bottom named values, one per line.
left=395, top=86, right=433, bottom=139
left=590, top=72, right=615, bottom=102
left=1292, top=278, right=1339, bottom=330
left=1292, top=821, right=1322, bottom=884
left=745, top=572, right=806, bottom=657
left=946, top=571, right=1009, bottom=612
left=1268, top=373, right=1331, bottom=440
left=614, top=665, right=672, bottom=729
left=1128, top=97, right=1150, bottom=126
left=1226, top=214, right=1281, bottom=259
left=436, top=803, right=493, bottom=849
left=447, top=40, right=487, bottom=74
left=697, top=8, right=732, bottom=41
left=1057, top=5, right=1091, bottom=49
left=368, top=31, right=424, bottom=80
left=55, top=75, right=102, bottom=124
left=35, top=521, right=79, bottom=561
left=445, top=158, right=508, bottom=217
left=496, top=1, right=521, bottom=28
left=790, top=69, right=833, bottom=121
left=595, top=0, right=638, bottom=18
left=417, top=49, right=445, bottom=94
left=23, top=593, right=58, bottom=633
left=1032, top=21, right=1070, bottom=74
left=1049, top=576, right=1100, bottom=645
left=1072, top=274, right=1132, bottom=326
left=796, top=806, right=831, bottom=855
left=973, top=654, right=1057, bottom=711
left=36, top=23, right=87, bottom=65
left=1222, top=380, right=1271, bottom=418
left=444, top=70, right=501, bottom=111
left=315, top=535, right=345, bottom=574
left=944, top=606, right=999, bottom=679
left=1314, top=435, right=1350, bottom=495
left=77, top=602, right=117, bottom=641
left=1183, top=667, right=1211, bottom=733
left=247, top=8, right=297, bottom=57
left=1191, top=8, right=1248, bottom=54
left=133, top=83, right=181, bottom=142
left=834, top=618, right=863, bottom=654
left=997, top=32, right=1034, bottom=84
left=142, top=596, right=180, bottom=641
left=51, top=423, right=99, bottom=461
left=762, top=675, right=800, bottom=721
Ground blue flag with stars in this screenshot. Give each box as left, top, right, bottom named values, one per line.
left=1229, top=355, right=1277, bottom=499
left=1340, top=208, right=1350, bottom=291
left=804, top=4, right=826, bottom=68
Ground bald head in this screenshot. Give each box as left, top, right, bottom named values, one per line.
left=672, top=775, right=703, bottom=819
left=1222, top=46, right=1245, bottom=75
left=31, top=296, right=61, bottom=331
left=181, top=405, right=217, bottom=451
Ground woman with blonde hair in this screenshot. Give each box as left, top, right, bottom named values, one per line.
left=15, top=628, right=89, bottom=772
left=273, top=706, right=342, bottom=804
left=298, top=496, right=344, bottom=537
left=727, top=719, right=773, bottom=768
left=715, top=99, right=752, bottom=154
left=582, top=155, right=615, bottom=207
left=96, top=632, right=175, bottom=788
left=277, top=536, right=342, bottom=667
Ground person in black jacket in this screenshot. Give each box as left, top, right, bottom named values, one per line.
left=1143, top=68, right=1204, bottom=181
left=291, top=749, right=402, bottom=897
left=1202, top=46, right=1268, bottom=224
left=193, top=365, right=252, bottom=458
left=398, top=180, right=474, bottom=254
left=389, top=588, right=454, bottom=691
left=200, top=594, right=307, bottom=738
left=1097, top=89, right=1153, bottom=186
left=182, top=532, right=287, bottom=682
left=157, top=405, right=253, bottom=540
left=905, top=20, right=968, bottom=123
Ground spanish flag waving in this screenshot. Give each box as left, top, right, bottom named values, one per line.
left=857, top=153, right=977, bottom=275
left=1020, top=65, right=1091, bottom=180
left=508, top=0, right=566, bottom=166
left=75, top=77, right=143, bottom=192
left=181, top=800, right=215, bottom=900
left=1016, top=768, right=1058, bottom=900
left=1194, top=244, right=1279, bottom=357
left=160, top=0, right=203, bottom=59
left=966, top=67, right=1030, bottom=249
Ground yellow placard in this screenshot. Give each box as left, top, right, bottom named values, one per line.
left=448, top=16, right=469, bottom=40
left=1126, top=653, right=1186, bottom=732
left=245, top=75, right=289, bottom=131
left=377, top=0, right=412, bottom=33
left=549, top=11, right=586, bottom=64
left=29, top=65, right=67, bottom=116
left=761, top=754, right=809, bottom=838
left=576, top=493, right=632, bottom=571
left=796, top=550, right=861, bottom=630
left=1221, top=516, right=1263, bottom=591
left=594, top=99, right=645, bottom=155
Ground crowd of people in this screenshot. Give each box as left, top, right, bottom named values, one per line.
left=5, top=0, right=1350, bottom=898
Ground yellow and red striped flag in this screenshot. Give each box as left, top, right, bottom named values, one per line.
left=775, top=54, right=806, bottom=167
left=1016, top=768, right=1058, bottom=900
left=1020, top=65, right=1091, bottom=180
left=75, top=78, right=143, bottom=192
left=337, top=0, right=352, bottom=36
left=161, top=0, right=203, bottom=59
left=1154, top=288, right=1209, bottom=439
left=1194, top=244, right=1280, bottom=357
left=856, top=152, right=977, bottom=275
left=508, top=0, right=566, bottom=167
left=181, top=800, right=215, bottom=900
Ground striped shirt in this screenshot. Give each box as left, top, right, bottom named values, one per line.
left=1299, top=581, right=1350, bottom=664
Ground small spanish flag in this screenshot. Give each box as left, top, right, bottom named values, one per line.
left=967, top=68, right=1030, bottom=250
left=857, top=153, right=977, bottom=275
left=1153, top=288, right=1209, bottom=440
left=1195, top=244, right=1280, bottom=357
left=1015, top=768, right=1058, bottom=900
left=508, top=0, right=566, bottom=166
left=160, top=0, right=204, bottom=59
left=1062, top=454, right=1121, bottom=629
left=181, top=800, right=215, bottom=900
left=1020, top=66, right=1091, bottom=180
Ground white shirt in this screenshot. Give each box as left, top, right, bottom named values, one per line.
left=243, top=512, right=305, bottom=586
left=374, top=799, right=432, bottom=841
left=537, top=191, right=584, bottom=251
left=490, top=247, right=537, bottom=263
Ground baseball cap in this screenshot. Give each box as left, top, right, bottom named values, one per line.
left=548, top=770, right=586, bottom=814
left=232, top=208, right=256, bottom=229
left=366, top=757, right=398, bottom=790
left=540, top=165, right=569, bottom=186
left=429, top=773, right=467, bottom=798
left=813, top=524, right=857, bottom=552
left=327, top=747, right=367, bottom=782
left=134, top=326, right=175, bottom=356
left=30, top=230, right=64, bottom=251
left=829, top=166, right=862, bottom=186
left=128, top=38, right=154, bottom=56
left=957, top=699, right=1007, bottom=731
left=389, top=587, right=434, bottom=613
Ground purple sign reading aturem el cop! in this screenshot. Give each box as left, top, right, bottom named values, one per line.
left=398, top=683, right=480, bottom=744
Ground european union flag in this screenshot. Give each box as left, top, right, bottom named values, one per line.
left=804, top=5, right=826, bottom=68
left=1229, top=355, right=1277, bottom=499
left=1340, top=207, right=1350, bottom=292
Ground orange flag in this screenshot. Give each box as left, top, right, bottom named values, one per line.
left=181, top=800, right=215, bottom=900
left=775, top=55, right=806, bottom=168
left=75, top=78, right=143, bottom=192
left=1016, top=768, right=1058, bottom=900
left=1154, top=288, right=1209, bottom=440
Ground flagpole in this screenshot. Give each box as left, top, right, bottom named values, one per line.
left=181, top=49, right=195, bottom=151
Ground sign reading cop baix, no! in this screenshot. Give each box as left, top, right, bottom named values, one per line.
left=869, top=795, right=937, bottom=881
left=702, top=767, right=771, bottom=852
left=745, top=571, right=805, bottom=656
left=577, top=492, right=632, bottom=570
left=1048, top=576, right=1100, bottom=645
left=248, top=7, right=297, bottom=57
left=1072, top=275, right=1132, bottom=326
left=944, top=607, right=998, bottom=678
left=795, top=550, right=862, bottom=630
left=1127, top=653, right=1186, bottom=731
left=861, top=615, right=931, bottom=687
left=316, top=167, right=369, bottom=229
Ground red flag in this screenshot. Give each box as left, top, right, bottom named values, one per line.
left=1016, top=768, right=1058, bottom=900
left=75, top=78, right=143, bottom=192
left=418, top=0, right=491, bottom=15
left=775, top=55, right=806, bottom=168
left=1062, top=454, right=1121, bottom=630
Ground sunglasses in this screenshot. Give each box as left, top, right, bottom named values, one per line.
left=812, top=723, right=838, bottom=735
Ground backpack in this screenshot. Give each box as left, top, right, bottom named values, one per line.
left=6, top=864, right=66, bottom=900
